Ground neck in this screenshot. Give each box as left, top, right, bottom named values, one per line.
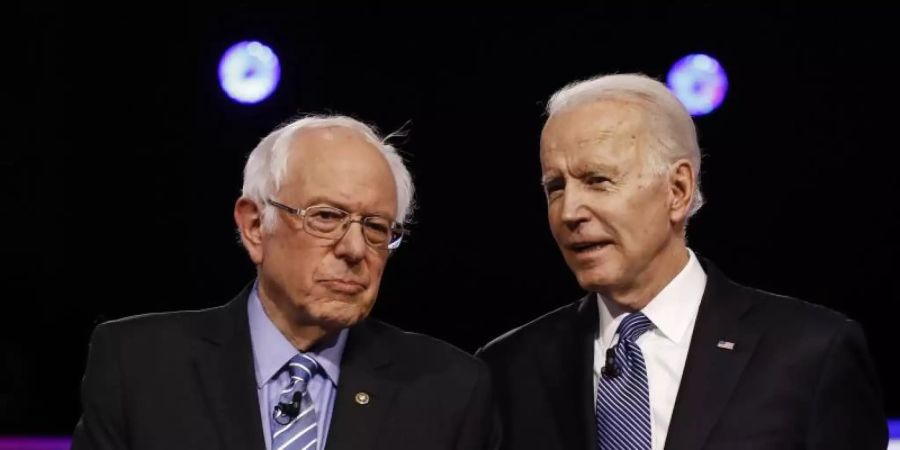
left=257, top=283, right=331, bottom=352
left=601, top=239, right=690, bottom=312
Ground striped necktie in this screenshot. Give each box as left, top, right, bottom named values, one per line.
left=596, top=312, right=654, bottom=450
left=271, top=353, right=319, bottom=450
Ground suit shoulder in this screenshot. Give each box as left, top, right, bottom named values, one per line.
left=92, top=304, right=227, bottom=341
left=478, top=300, right=582, bottom=359
left=739, top=283, right=855, bottom=329
left=724, top=280, right=863, bottom=351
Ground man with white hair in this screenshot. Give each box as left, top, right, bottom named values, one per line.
left=478, top=74, right=886, bottom=449
left=73, top=115, right=499, bottom=450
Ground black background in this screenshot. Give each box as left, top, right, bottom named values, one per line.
left=4, top=5, right=899, bottom=434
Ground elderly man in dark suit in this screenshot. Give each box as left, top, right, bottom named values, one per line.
left=73, top=115, right=499, bottom=450
left=478, top=73, right=886, bottom=450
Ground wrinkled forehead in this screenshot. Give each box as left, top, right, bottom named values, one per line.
left=287, top=127, right=386, bottom=171
left=542, top=99, right=648, bottom=149
left=541, top=100, right=651, bottom=171
left=282, top=127, right=397, bottom=209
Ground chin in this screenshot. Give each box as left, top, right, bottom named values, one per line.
left=310, top=301, right=371, bottom=329
left=573, top=268, right=619, bottom=293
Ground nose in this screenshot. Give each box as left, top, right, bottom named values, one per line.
left=333, top=221, right=367, bottom=262
left=557, top=186, right=591, bottom=231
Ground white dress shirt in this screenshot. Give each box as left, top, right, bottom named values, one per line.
left=593, top=249, right=707, bottom=450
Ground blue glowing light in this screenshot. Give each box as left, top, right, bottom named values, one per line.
left=667, top=53, right=728, bottom=116
left=218, top=40, right=281, bottom=104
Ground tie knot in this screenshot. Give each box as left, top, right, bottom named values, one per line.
left=286, top=353, right=319, bottom=385
left=616, top=312, right=653, bottom=343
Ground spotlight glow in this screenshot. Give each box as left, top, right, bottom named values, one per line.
left=218, top=40, right=280, bottom=104
left=667, top=53, right=728, bottom=116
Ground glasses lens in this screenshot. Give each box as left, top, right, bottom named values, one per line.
left=304, top=207, right=348, bottom=235
left=362, top=217, right=393, bottom=246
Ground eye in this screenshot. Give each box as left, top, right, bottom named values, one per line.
left=586, top=175, right=611, bottom=186
left=543, top=178, right=565, bottom=197
left=309, top=208, right=346, bottom=222
left=364, top=220, right=390, bottom=235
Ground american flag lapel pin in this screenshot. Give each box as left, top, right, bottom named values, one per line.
left=717, top=340, right=735, bottom=350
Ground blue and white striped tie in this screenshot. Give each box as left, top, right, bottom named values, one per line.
left=271, top=353, right=319, bottom=450
left=596, top=312, right=654, bottom=450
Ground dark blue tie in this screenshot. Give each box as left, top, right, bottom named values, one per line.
left=596, top=312, right=654, bottom=450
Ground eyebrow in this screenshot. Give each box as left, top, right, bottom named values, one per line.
left=302, top=196, right=394, bottom=220
left=540, top=160, right=620, bottom=186
left=574, top=161, right=620, bottom=177
left=302, top=195, right=347, bottom=210
left=540, top=172, right=561, bottom=186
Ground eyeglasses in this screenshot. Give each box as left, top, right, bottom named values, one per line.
left=267, top=199, right=407, bottom=250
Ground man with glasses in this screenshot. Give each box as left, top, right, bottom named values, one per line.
left=73, top=115, right=499, bottom=450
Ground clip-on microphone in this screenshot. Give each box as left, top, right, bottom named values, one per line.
left=273, top=391, right=303, bottom=425
left=601, top=347, right=619, bottom=379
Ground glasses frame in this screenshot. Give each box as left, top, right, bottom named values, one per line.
left=266, top=198, right=407, bottom=250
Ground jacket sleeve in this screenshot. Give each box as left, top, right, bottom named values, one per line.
left=454, top=360, right=502, bottom=450
left=71, top=323, right=129, bottom=450
left=806, top=319, right=887, bottom=449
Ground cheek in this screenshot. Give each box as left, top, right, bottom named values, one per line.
left=270, top=241, right=325, bottom=286
left=366, top=257, right=388, bottom=284
left=621, top=200, right=669, bottom=247
left=546, top=205, right=565, bottom=238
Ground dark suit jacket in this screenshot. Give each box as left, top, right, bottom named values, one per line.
left=72, top=285, right=499, bottom=450
left=477, top=259, right=886, bottom=450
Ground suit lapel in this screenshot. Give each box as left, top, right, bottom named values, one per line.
left=193, top=287, right=267, bottom=450
left=324, top=320, right=398, bottom=450
left=664, top=261, right=760, bottom=450
left=535, top=295, right=598, bottom=450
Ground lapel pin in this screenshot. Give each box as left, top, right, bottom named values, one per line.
left=717, top=340, right=735, bottom=350
left=354, top=391, right=370, bottom=405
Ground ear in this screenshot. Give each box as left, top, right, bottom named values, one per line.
left=668, top=159, right=696, bottom=225
left=234, top=197, right=265, bottom=264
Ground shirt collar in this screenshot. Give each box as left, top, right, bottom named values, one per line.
left=247, top=280, right=347, bottom=389
left=597, top=248, right=707, bottom=346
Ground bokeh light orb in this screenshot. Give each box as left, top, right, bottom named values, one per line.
left=218, top=40, right=280, bottom=104
left=667, top=53, right=728, bottom=116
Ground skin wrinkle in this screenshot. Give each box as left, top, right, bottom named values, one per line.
left=540, top=98, right=694, bottom=310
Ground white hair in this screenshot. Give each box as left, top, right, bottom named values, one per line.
left=547, top=73, right=704, bottom=216
left=241, top=115, right=415, bottom=231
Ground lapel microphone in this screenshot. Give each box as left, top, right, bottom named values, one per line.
left=273, top=391, right=303, bottom=425
left=601, top=347, right=619, bottom=379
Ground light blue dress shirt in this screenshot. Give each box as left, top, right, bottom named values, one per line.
left=247, top=282, right=348, bottom=450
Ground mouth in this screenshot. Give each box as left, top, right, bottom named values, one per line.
left=320, top=279, right=367, bottom=294
left=567, top=240, right=612, bottom=255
